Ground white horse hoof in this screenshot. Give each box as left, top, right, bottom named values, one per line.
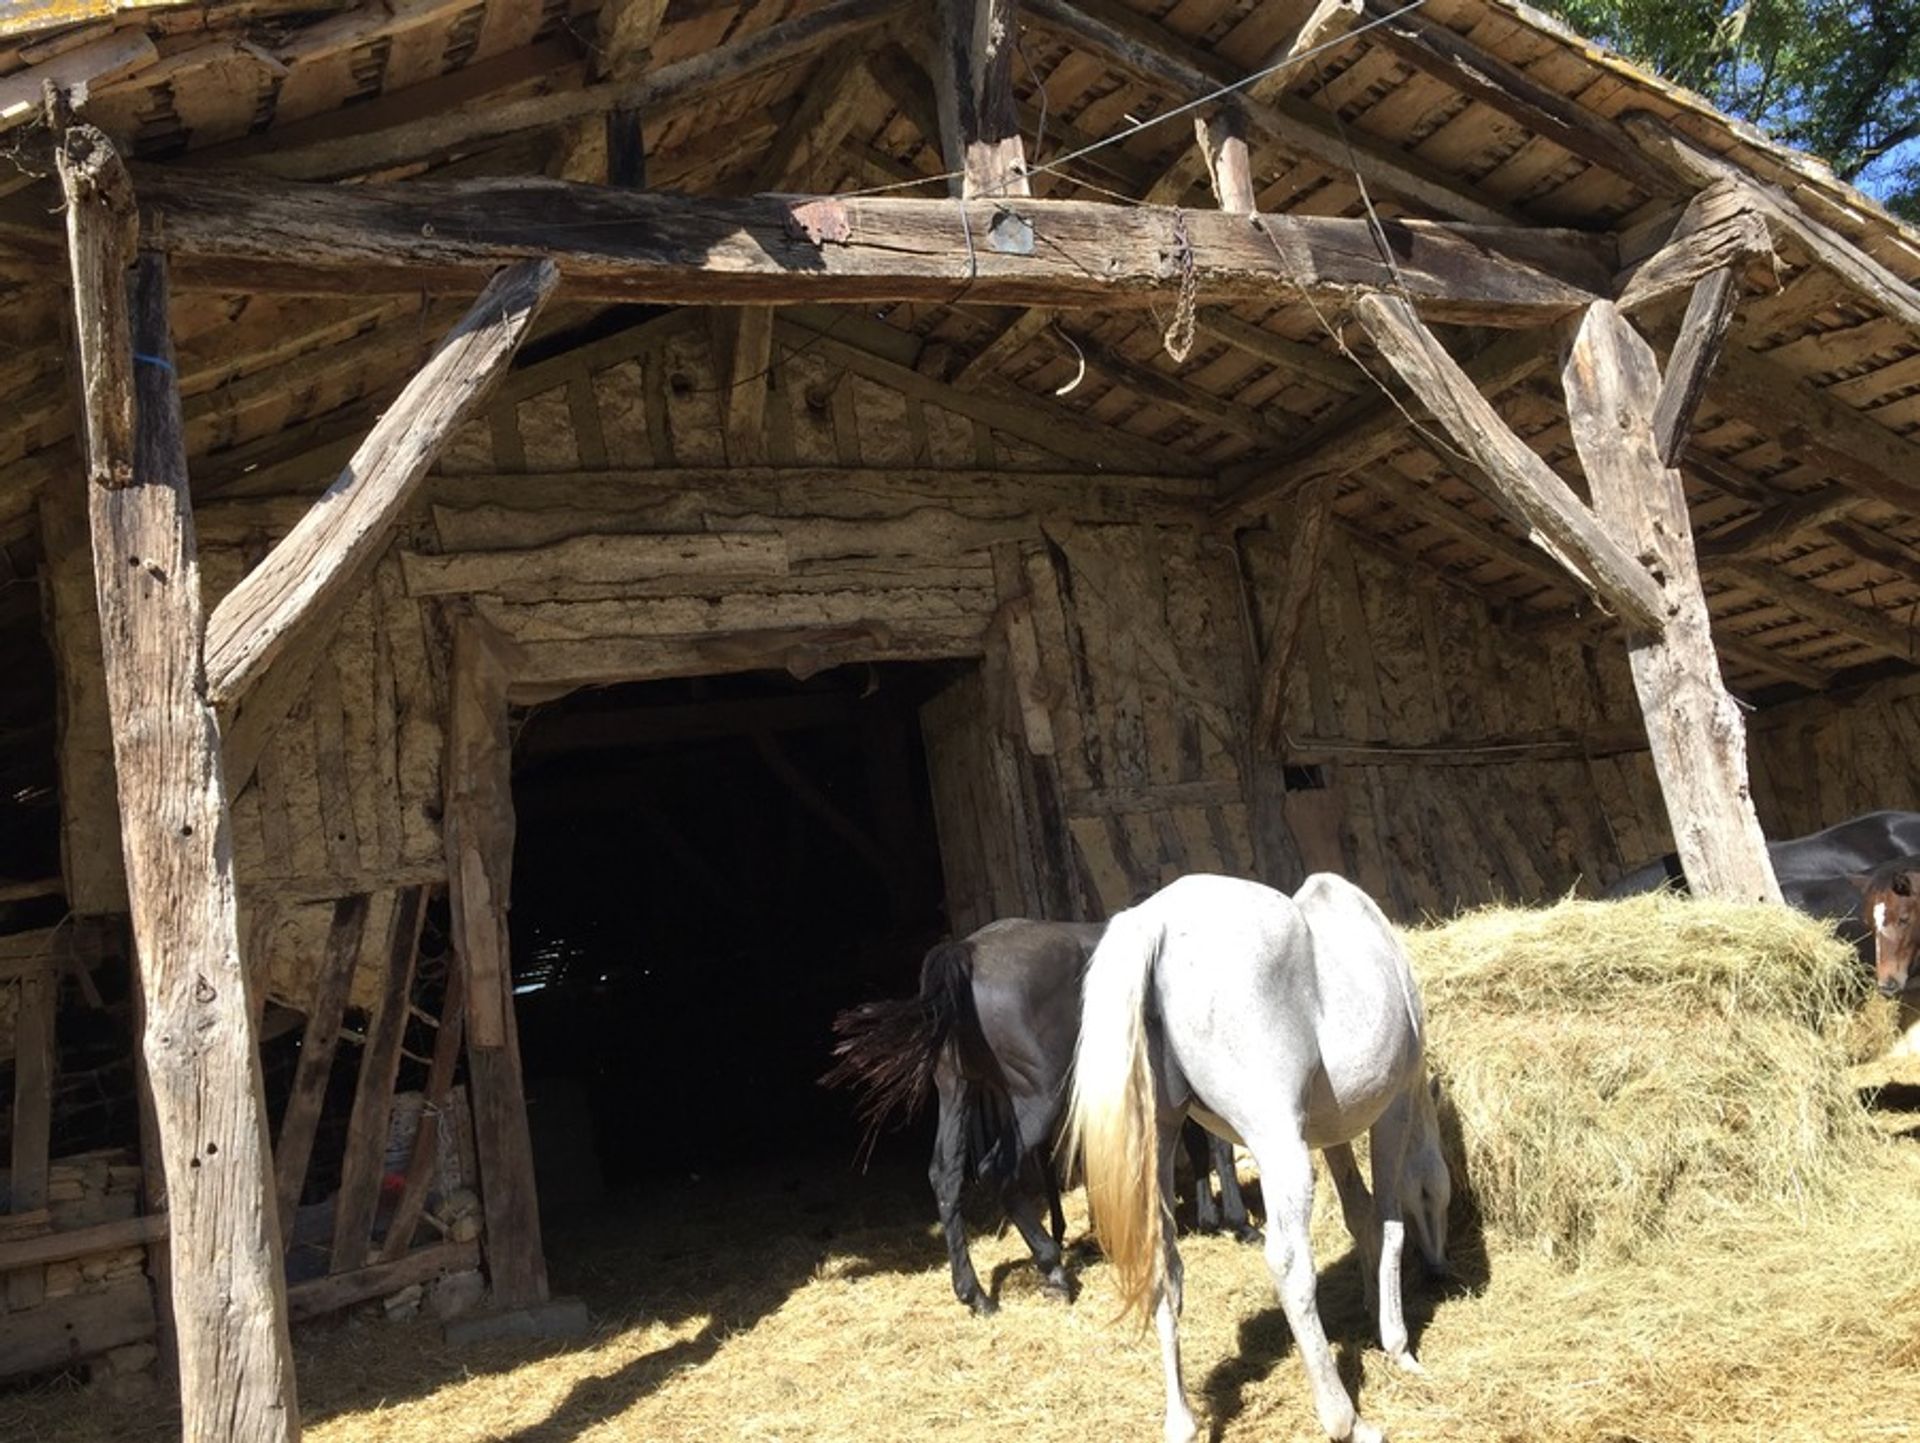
left=1164, top=1419, right=1199, bottom=1443
left=1389, top=1348, right=1427, bottom=1376
left=1343, top=1420, right=1386, bottom=1443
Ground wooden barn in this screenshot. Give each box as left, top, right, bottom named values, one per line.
left=0, top=0, right=1918, bottom=1433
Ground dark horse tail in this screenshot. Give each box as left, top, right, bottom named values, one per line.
left=822, top=939, right=1011, bottom=1173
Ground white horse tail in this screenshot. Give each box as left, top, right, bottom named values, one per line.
left=1063, top=906, right=1164, bottom=1325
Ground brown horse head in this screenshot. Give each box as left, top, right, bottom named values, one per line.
left=1852, top=860, right=1920, bottom=999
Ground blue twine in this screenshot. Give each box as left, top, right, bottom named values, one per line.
left=132, top=352, right=175, bottom=374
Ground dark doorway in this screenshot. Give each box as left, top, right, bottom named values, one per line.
left=507, top=662, right=965, bottom=1210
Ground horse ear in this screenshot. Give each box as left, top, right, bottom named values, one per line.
left=1849, top=872, right=1875, bottom=895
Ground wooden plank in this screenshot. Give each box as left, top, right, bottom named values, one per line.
left=241, top=0, right=902, bottom=181
left=753, top=47, right=873, bottom=191
left=953, top=307, right=1054, bottom=387
left=1565, top=299, right=1779, bottom=903
left=1355, top=292, right=1666, bottom=635
left=932, top=0, right=1030, bottom=199
left=1253, top=480, right=1332, bottom=755
left=120, top=168, right=1617, bottom=325
left=55, top=117, right=295, bottom=1439
left=1614, top=179, right=1775, bottom=313
left=0, top=1279, right=154, bottom=1378
left=330, top=886, right=426, bottom=1275
left=1713, top=558, right=1919, bottom=662
left=1192, top=307, right=1364, bottom=393
left=401, top=532, right=790, bottom=597
left=1651, top=267, right=1738, bottom=467
left=0, top=30, right=157, bottom=131
left=287, top=1238, right=479, bottom=1323
left=201, top=259, right=558, bottom=710
left=0, top=1212, right=168, bottom=1274
left=378, top=957, right=466, bottom=1263
left=272, top=894, right=368, bottom=1237
left=7, top=968, right=55, bottom=1308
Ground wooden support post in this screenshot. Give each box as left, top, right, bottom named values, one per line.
left=378, top=955, right=467, bottom=1263
left=1354, top=292, right=1667, bottom=635
left=54, top=114, right=298, bottom=1440
left=599, top=0, right=668, bottom=186
left=330, top=887, right=425, bottom=1274
left=272, top=895, right=369, bottom=1236
left=1563, top=301, right=1780, bottom=903
left=1651, top=267, right=1738, bottom=466
left=932, top=0, right=1029, bottom=198
left=1198, top=111, right=1255, bottom=214
left=129, top=923, right=176, bottom=1377
left=1252, top=479, right=1332, bottom=756
left=716, top=306, right=774, bottom=467
left=7, top=967, right=55, bottom=1309
left=445, top=616, right=547, bottom=1308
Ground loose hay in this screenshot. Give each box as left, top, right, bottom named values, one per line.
left=1406, top=893, right=1882, bottom=1263
left=7, top=894, right=1918, bottom=1443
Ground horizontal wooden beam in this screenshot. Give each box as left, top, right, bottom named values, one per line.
left=0, top=1213, right=168, bottom=1274
left=285, top=1239, right=480, bottom=1323
left=1615, top=179, right=1776, bottom=312
left=116, top=169, right=1613, bottom=325
left=1357, top=291, right=1667, bottom=634
left=1193, top=306, right=1367, bottom=393
left=1024, top=0, right=1514, bottom=226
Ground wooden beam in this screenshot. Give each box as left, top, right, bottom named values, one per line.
left=1354, top=0, right=1676, bottom=196
left=1563, top=300, right=1778, bottom=903
left=1215, top=327, right=1557, bottom=517
left=1709, top=342, right=1920, bottom=514
left=1252, top=480, right=1332, bottom=755
left=330, top=887, right=425, bottom=1275
left=120, top=169, right=1614, bottom=323
left=715, top=307, right=775, bottom=467
left=1623, top=113, right=1920, bottom=337
left=1192, top=307, right=1364, bottom=393
left=55, top=118, right=296, bottom=1440
left=1255, top=0, right=1362, bottom=99
left=286, top=1238, right=479, bottom=1324
left=444, top=615, right=547, bottom=1308
left=1060, top=323, right=1292, bottom=446
left=1714, top=558, right=1919, bottom=662
left=953, top=306, right=1055, bottom=387
left=751, top=47, right=873, bottom=191
left=1650, top=267, right=1737, bottom=466
left=597, top=0, right=670, bottom=187
left=933, top=0, right=1030, bottom=198
left=1198, top=110, right=1255, bottom=214
left=1023, top=0, right=1514, bottom=226
left=1615, top=179, right=1776, bottom=313
left=201, top=258, right=556, bottom=712
left=1696, top=485, right=1859, bottom=561
left=0, top=1213, right=168, bottom=1274
left=1355, top=292, right=1666, bottom=635
left=240, top=0, right=903, bottom=182
left=273, top=894, right=369, bottom=1239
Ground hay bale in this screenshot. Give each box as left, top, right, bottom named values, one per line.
left=1405, top=893, right=1879, bottom=1264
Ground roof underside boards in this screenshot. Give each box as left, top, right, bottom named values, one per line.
left=3, top=0, right=1920, bottom=700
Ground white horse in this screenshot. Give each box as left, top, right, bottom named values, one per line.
left=1065, top=872, right=1450, bottom=1443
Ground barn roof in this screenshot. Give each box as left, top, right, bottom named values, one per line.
left=4, top=0, right=1920, bottom=699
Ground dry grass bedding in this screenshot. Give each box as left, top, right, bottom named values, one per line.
left=7, top=894, right=1918, bottom=1443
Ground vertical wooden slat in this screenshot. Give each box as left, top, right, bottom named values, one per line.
left=7, top=967, right=55, bottom=1309
left=328, top=887, right=425, bottom=1275
left=272, top=894, right=369, bottom=1236
left=445, top=616, right=547, bottom=1308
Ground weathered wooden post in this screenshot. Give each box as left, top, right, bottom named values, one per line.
left=52, top=109, right=300, bottom=1440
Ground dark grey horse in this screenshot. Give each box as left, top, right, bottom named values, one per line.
left=1607, top=809, right=1920, bottom=966
left=823, top=918, right=1254, bottom=1316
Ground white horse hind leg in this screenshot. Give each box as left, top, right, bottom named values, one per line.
left=1253, top=1132, right=1381, bottom=1443
left=1323, top=1143, right=1379, bottom=1315
left=1154, top=1124, right=1199, bottom=1443
left=1367, top=1100, right=1424, bottom=1374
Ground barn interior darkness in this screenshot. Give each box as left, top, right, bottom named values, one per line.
left=507, top=661, right=964, bottom=1209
